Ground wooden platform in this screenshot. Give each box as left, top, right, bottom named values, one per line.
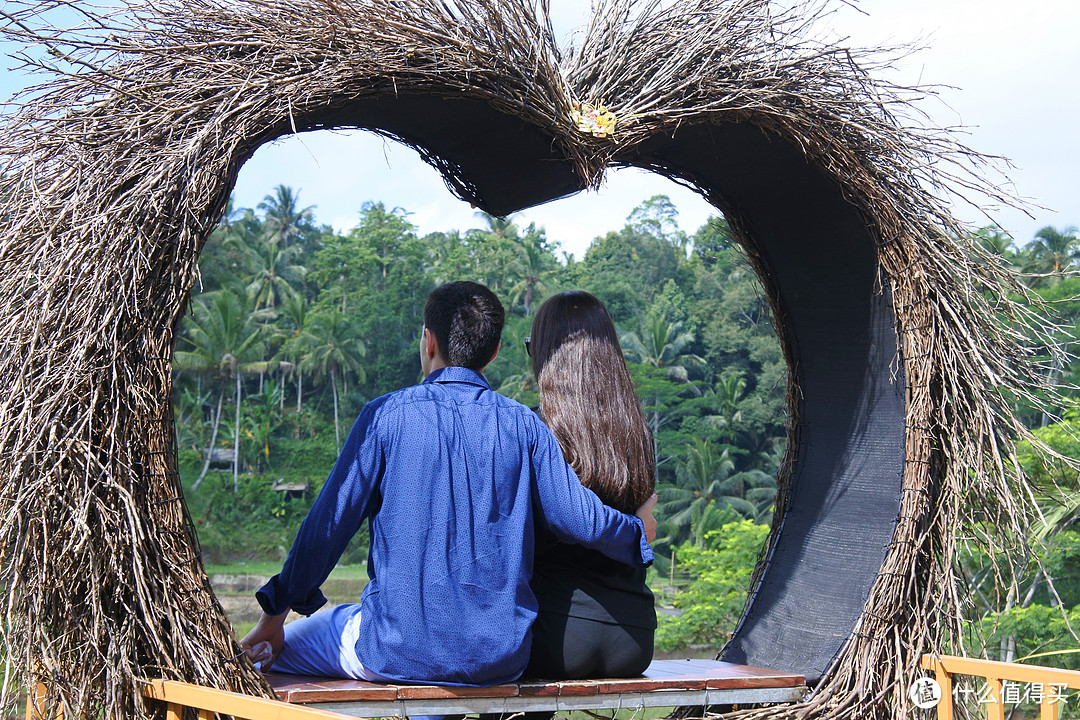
left=266, top=659, right=807, bottom=716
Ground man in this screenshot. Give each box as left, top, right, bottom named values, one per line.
left=242, top=281, right=655, bottom=686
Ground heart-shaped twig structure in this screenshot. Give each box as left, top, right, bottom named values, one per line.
left=0, top=1, right=1068, bottom=718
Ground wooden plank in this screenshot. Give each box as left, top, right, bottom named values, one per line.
left=707, top=671, right=804, bottom=689
left=536, top=679, right=600, bottom=697
left=267, top=674, right=398, bottom=704
left=266, top=659, right=805, bottom=705
left=593, top=676, right=708, bottom=693
left=310, top=685, right=807, bottom=717
left=395, top=684, right=519, bottom=700
left=517, top=681, right=560, bottom=697
left=643, top=659, right=804, bottom=690
left=271, top=676, right=398, bottom=702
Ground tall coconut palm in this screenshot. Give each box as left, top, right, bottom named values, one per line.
left=658, top=438, right=777, bottom=544
left=259, top=185, right=316, bottom=250
left=174, top=288, right=277, bottom=490
left=703, top=372, right=748, bottom=443
left=508, top=228, right=557, bottom=316
left=277, top=294, right=310, bottom=422
left=1023, top=225, right=1080, bottom=285
left=972, top=226, right=1017, bottom=263
left=422, top=230, right=470, bottom=286
left=304, top=310, right=367, bottom=453
left=234, top=233, right=307, bottom=310
left=475, top=210, right=519, bottom=239
left=620, top=313, right=703, bottom=382
left=658, top=438, right=736, bottom=544
left=466, top=212, right=520, bottom=291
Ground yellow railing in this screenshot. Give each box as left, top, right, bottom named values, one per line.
left=142, top=679, right=359, bottom=719
left=26, top=657, right=1078, bottom=720
left=26, top=680, right=354, bottom=720
left=921, top=654, right=1080, bottom=720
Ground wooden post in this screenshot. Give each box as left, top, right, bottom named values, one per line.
left=24, top=682, right=53, bottom=720
left=985, top=678, right=1004, bottom=720
left=932, top=661, right=954, bottom=720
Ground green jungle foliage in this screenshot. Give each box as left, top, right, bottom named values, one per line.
left=176, top=190, right=789, bottom=566
left=174, top=188, right=1080, bottom=663
left=655, top=516, right=769, bottom=652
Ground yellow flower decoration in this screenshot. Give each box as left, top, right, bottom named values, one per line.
left=570, top=102, right=618, bottom=139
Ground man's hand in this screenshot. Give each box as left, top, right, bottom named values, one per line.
left=636, top=493, right=658, bottom=543
left=240, top=610, right=289, bottom=672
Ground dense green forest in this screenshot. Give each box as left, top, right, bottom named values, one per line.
left=175, top=186, right=1080, bottom=663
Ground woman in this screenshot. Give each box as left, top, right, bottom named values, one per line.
left=526, top=290, right=657, bottom=679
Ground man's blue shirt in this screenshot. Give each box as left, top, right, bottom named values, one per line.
left=257, top=366, right=652, bottom=686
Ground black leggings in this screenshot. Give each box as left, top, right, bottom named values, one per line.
left=526, top=611, right=654, bottom=679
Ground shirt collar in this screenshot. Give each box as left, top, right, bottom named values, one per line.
left=423, top=365, right=491, bottom=389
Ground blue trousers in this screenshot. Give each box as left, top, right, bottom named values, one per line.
left=273, top=604, right=386, bottom=681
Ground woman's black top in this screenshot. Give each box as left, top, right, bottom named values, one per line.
left=531, top=526, right=657, bottom=629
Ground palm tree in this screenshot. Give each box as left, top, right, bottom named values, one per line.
left=658, top=438, right=777, bottom=544
left=657, top=438, right=736, bottom=544
left=620, top=313, right=704, bottom=382
left=972, top=226, right=1017, bottom=264
left=304, top=310, right=367, bottom=453
left=475, top=211, right=519, bottom=239
left=703, top=372, right=747, bottom=443
left=174, top=288, right=277, bottom=490
left=258, top=185, right=316, bottom=250
left=466, top=212, right=521, bottom=291
left=508, top=228, right=557, bottom=316
left=233, top=232, right=307, bottom=310
left=1023, top=225, right=1080, bottom=285
left=277, top=294, right=310, bottom=423
left=422, top=230, right=470, bottom=286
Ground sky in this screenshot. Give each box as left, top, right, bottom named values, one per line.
left=3, top=1, right=1077, bottom=259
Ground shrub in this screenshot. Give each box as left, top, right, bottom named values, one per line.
left=655, top=519, right=768, bottom=651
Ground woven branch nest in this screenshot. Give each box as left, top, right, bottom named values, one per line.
left=0, top=0, right=1067, bottom=718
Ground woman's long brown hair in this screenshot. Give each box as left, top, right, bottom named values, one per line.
left=530, top=291, right=656, bottom=513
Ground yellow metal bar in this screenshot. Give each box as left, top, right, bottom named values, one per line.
left=921, top=655, right=1080, bottom=720
left=143, top=679, right=357, bottom=720
left=920, top=655, right=1080, bottom=689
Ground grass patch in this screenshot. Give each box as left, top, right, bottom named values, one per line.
left=206, top=561, right=369, bottom=584
left=205, top=560, right=290, bottom=578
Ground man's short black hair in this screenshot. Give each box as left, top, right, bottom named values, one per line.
left=423, top=281, right=505, bottom=370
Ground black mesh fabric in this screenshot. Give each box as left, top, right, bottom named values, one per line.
left=630, top=123, right=906, bottom=685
